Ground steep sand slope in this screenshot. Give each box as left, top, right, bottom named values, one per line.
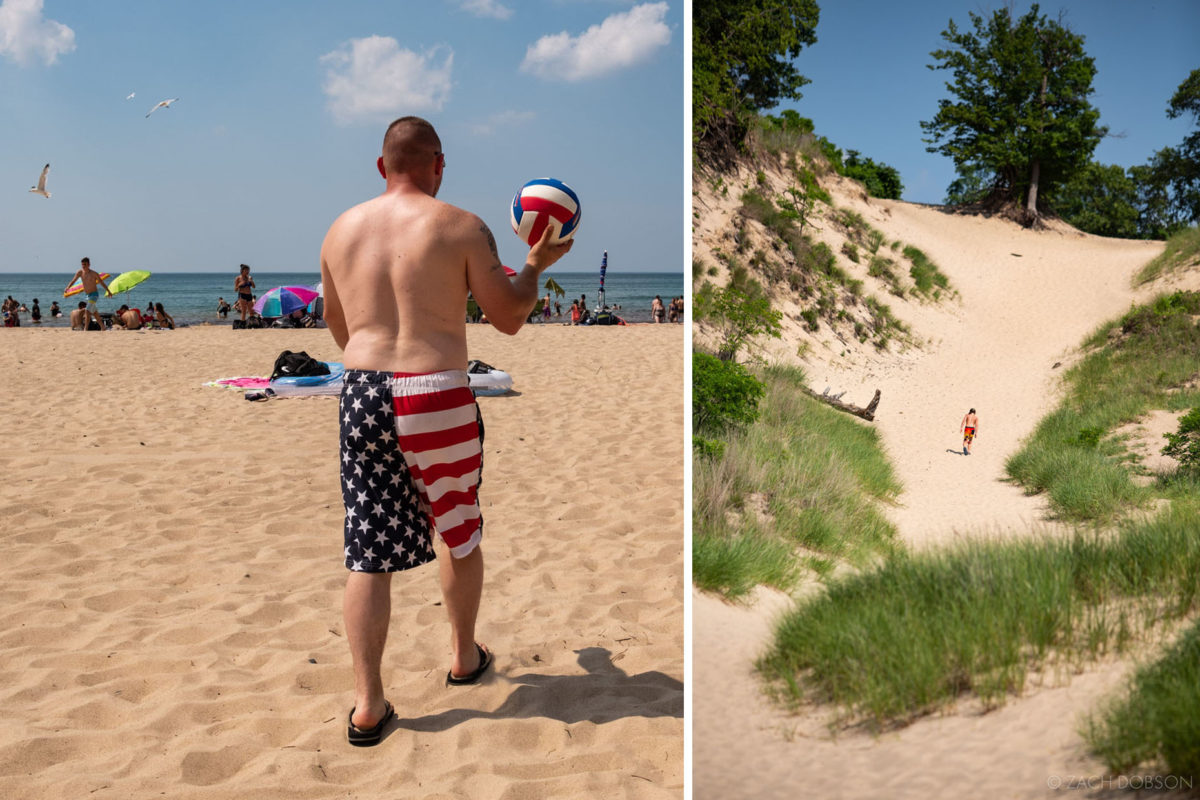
left=802, top=200, right=1164, bottom=547
left=692, top=181, right=1200, bottom=798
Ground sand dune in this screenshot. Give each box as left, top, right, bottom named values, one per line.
left=691, top=175, right=1199, bottom=798
left=0, top=324, right=683, bottom=799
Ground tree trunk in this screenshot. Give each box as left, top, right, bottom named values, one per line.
left=1025, top=69, right=1049, bottom=222
left=1025, top=158, right=1041, bottom=220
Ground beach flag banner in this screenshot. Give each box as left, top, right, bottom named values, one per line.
left=597, top=250, right=607, bottom=311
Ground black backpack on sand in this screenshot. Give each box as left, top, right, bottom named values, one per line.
left=271, top=350, right=330, bottom=380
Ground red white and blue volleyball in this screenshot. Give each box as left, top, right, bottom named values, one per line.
left=510, top=178, right=581, bottom=246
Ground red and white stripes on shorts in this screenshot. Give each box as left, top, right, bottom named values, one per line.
left=388, top=370, right=484, bottom=559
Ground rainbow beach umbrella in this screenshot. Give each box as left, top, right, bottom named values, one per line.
left=255, top=285, right=320, bottom=317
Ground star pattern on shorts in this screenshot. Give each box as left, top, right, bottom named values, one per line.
left=340, top=380, right=435, bottom=574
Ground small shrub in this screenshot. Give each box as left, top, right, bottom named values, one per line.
left=1076, top=427, right=1104, bottom=449
left=801, top=308, right=819, bottom=332
left=841, top=242, right=860, bottom=263
left=693, top=435, right=726, bottom=460
left=1162, top=407, right=1200, bottom=470
left=693, top=352, right=766, bottom=434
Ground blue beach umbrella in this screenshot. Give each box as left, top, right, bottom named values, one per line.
left=254, top=286, right=320, bottom=317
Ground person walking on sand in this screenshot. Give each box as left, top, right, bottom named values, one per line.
left=961, top=408, right=980, bottom=455
left=64, top=258, right=113, bottom=331
left=651, top=295, right=665, bottom=323
left=320, top=116, right=573, bottom=747
left=234, top=264, right=256, bottom=323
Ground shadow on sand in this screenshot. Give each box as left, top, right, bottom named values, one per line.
left=388, top=647, right=683, bottom=736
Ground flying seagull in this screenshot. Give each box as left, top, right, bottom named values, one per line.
left=126, top=91, right=136, bottom=100
left=29, top=164, right=50, bottom=198
left=146, top=97, right=179, bottom=118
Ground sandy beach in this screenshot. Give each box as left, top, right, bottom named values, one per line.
left=0, top=323, right=683, bottom=799
left=693, top=163, right=1198, bottom=799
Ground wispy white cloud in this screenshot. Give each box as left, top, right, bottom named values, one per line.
left=457, top=0, right=513, bottom=20
left=321, top=36, right=453, bottom=124
left=520, top=2, right=669, bottom=81
left=0, top=0, right=75, bottom=66
left=471, top=110, right=535, bottom=136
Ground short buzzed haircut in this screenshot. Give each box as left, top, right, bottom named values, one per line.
left=382, top=116, right=441, bottom=174
left=81, top=257, right=90, bottom=264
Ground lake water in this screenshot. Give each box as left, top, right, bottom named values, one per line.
left=0, top=270, right=684, bottom=327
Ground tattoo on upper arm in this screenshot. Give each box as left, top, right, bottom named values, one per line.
left=480, top=223, right=499, bottom=259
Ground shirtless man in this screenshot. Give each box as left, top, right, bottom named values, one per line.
left=121, top=305, right=144, bottom=330
left=321, top=116, right=572, bottom=747
left=234, top=264, right=255, bottom=323
left=69, top=301, right=88, bottom=330
left=63, top=258, right=113, bottom=330
left=961, top=408, right=980, bottom=455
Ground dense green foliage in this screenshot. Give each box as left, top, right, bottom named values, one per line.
left=1086, top=615, right=1200, bottom=778
left=921, top=4, right=1104, bottom=219
left=1054, top=162, right=1142, bottom=238
left=692, top=282, right=783, bottom=360
left=1153, top=68, right=1200, bottom=230
left=694, top=1, right=820, bottom=163
left=1162, top=407, right=1200, bottom=471
left=693, top=352, right=766, bottom=435
left=841, top=150, right=904, bottom=199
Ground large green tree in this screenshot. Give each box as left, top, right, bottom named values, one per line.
left=921, top=5, right=1105, bottom=223
left=693, top=0, right=820, bottom=164
left=1150, top=69, right=1200, bottom=230
left=1054, top=162, right=1141, bottom=238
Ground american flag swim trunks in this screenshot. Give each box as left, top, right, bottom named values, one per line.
left=339, top=369, right=484, bottom=573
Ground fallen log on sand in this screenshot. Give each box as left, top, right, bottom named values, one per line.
left=801, top=385, right=882, bottom=422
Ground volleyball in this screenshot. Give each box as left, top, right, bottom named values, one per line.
left=510, top=178, right=581, bottom=246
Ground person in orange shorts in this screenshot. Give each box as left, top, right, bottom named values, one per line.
left=960, top=408, right=980, bottom=455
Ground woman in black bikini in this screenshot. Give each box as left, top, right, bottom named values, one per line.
left=234, top=263, right=255, bottom=323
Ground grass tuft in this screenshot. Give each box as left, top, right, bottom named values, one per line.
left=692, top=364, right=902, bottom=599
left=1085, top=615, right=1200, bottom=779
left=759, top=505, right=1200, bottom=728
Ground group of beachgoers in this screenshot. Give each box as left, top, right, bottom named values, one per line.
left=2, top=296, right=60, bottom=327
left=473, top=291, right=679, bottom=326
left=651, top=295, right=684, bottom=323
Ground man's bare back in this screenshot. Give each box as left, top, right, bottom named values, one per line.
left=321, top=119, right=569, bottom=373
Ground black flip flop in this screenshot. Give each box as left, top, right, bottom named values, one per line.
left=347, top=700, right=394, bottom=747
left=446, top=643, right=493, bottom=686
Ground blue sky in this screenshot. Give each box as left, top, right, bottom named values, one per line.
left=775, top=0, right=1200, bottom=205
left=1, top=0, right=683, bottom=274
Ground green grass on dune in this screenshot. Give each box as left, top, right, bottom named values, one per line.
left=759, top=502, right=1200, bottom=729
left=693, top=364, right=902, bottom=599
left=1006, top=291, right=1200, bottom=522
left=1085, top=614, right=1200, bottom=779
left=1134, top=225, right=1200, bottom=286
